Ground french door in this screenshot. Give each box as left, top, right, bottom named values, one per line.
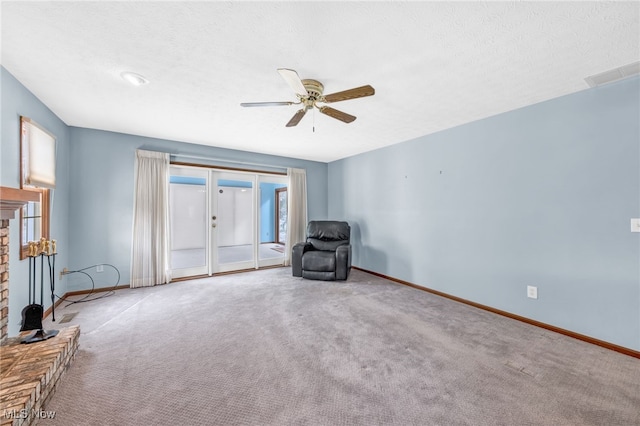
left=213, top=171, right=256, bottom=273
left=169, top=165, right=287, bottom=279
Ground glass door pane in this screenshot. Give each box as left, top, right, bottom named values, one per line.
left=258, top=175, right=287, bottom=267
left=213, top=172, right=256, bottom=273
left=276, top=188, right=288, bottom=244
left=169, top=166, right=209, bottom=278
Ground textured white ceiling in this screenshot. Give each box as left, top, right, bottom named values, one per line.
left=1, top=1, right=638, bottom=163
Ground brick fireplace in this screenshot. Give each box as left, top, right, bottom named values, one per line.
left=0, top=186, right=80, bottom=425
left=1, top=219, right=9, bottom=343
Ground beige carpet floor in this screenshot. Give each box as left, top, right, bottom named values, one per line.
left=40, top=267, right=639, bottom=425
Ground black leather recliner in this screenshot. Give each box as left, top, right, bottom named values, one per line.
left=292, top=221, right=351, bottom=281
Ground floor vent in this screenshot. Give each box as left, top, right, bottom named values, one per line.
left=58, top=312, right=78, bottom=324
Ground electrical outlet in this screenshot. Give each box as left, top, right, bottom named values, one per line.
left=96, top=265, right=104, bottom=273
left=59, top=268, right=69, bottom=279
left=527, top=285, right=538, bottom=299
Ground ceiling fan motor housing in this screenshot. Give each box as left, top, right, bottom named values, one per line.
left=301, top=79, right=324, bottom=100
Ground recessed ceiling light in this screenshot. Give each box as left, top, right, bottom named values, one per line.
left=120, top=71, right=149, bottom=86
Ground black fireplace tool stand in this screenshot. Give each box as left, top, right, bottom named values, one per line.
left=20, top=246, right=59, bottom=344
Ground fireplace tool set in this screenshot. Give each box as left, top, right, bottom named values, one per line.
left=20, top=237, right=59, bottom=344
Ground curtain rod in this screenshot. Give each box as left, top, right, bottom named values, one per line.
left=170, top=153, right=288, bottom=172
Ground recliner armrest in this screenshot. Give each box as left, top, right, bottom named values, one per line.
left=335, top=244, right=351, bottom=281
left=292, top=242, right=313, bottom=277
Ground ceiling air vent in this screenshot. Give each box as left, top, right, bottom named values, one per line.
left=585, top=61, right=640, bottom=88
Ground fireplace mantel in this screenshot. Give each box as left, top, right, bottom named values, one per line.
left=0, top=186, right=40, bottom=220
left=1, top=186, right=41, bottom=344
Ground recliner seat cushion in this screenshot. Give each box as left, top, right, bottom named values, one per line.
left=302, top=251, right=336, bottom=272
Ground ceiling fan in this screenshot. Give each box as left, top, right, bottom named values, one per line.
left=240, top=68, right=375, bottom=127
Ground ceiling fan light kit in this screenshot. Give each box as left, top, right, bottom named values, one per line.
left=241, top=68, right=375, bottom=127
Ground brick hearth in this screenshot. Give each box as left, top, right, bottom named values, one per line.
left=0, top=326, right=80, bottom=426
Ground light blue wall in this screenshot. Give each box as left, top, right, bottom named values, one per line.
left=170, top=176, right=206, bottom=185
left=68, top=127, right=328, bottom=290
left=329, top=76, right=640, bottom=351
left=1, top=67, right=71, bottom=336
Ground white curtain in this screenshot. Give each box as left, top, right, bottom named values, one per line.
left=285, top=168, right=308, bottom=266
left=130, top=150, right=171, bottom=287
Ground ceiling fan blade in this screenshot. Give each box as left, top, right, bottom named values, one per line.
left=240, top=101, right=295, bottom=107
left=277, top=68, right=308, bottom=97
left=286, top=109, right=307, bottom=127
left=318, top=106, right=356, bottom=124
left=323, top=85, right=375, bottom=103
